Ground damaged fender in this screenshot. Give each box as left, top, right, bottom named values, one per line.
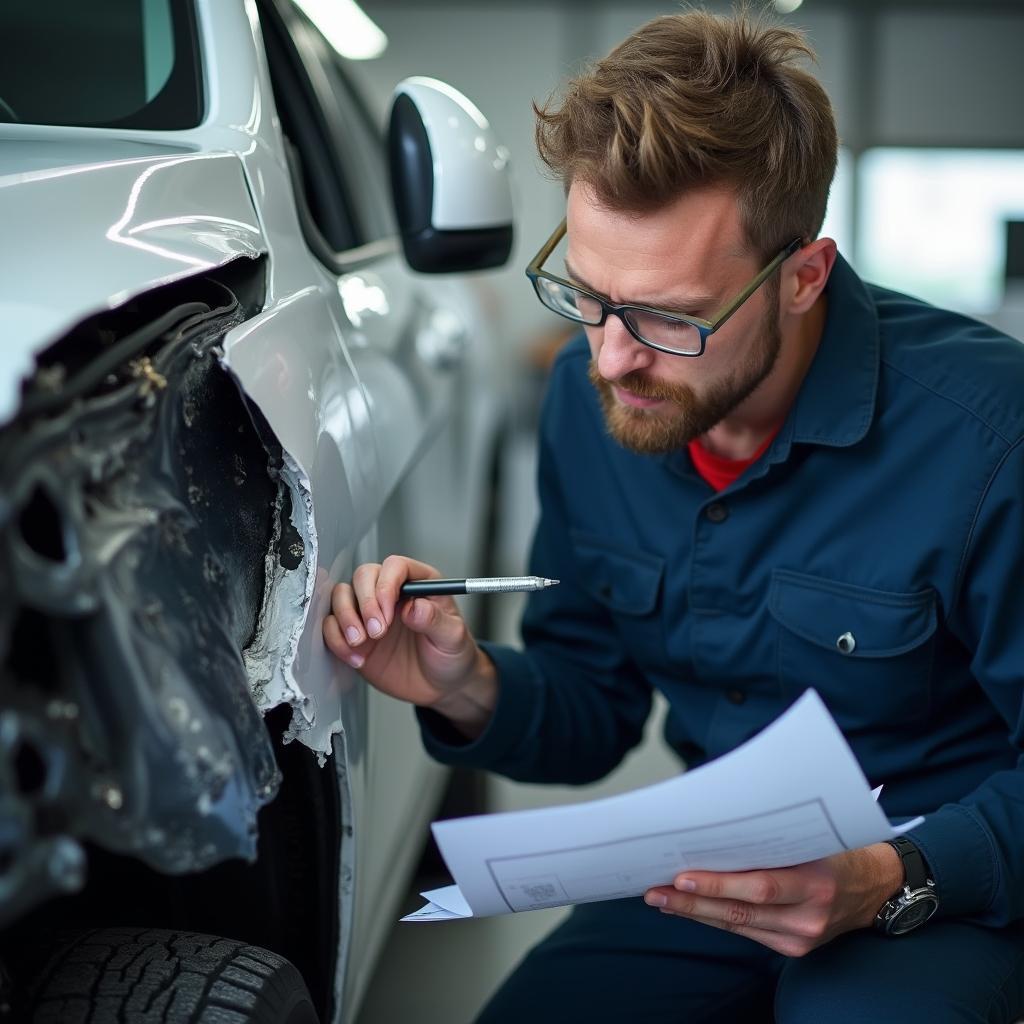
left=0, top=275, right=290, bottom=926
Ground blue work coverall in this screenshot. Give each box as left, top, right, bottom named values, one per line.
left=418, top=256, right=1024, bottom=1022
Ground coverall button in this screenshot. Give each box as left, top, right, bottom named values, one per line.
left=836, top=631, right=857, bottom=655
left=725, top=689, right=746, bottom=705
left=705, top=502, right=728, bottom=523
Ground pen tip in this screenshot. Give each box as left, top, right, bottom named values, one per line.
left=546, top=578, right=560, bottom=586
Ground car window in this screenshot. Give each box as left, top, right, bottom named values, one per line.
left=259, top=0, right=360, bottom=255
left=0, top=0, right=202, bottom=129
left=312, top=42, right=398, bottom=245
left=260, top=0, right=395, bottom=253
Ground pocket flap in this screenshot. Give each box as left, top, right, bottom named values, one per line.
left=768, top=569, right=937, bottom=658
left=570, top=529, right=664, bottom=615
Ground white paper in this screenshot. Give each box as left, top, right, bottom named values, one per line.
left=401, top=884, right=471, bottom=922
left=402, top=690, right=922, bottom=922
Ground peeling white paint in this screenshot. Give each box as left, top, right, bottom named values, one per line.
left=241, top=454, right=314, bottom=725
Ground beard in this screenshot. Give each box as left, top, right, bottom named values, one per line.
left=588, top=302, right=782, bottom=455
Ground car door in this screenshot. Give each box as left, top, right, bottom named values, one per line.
left=254, top=0, right=468, bottom=1010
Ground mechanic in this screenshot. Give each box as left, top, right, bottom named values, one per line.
left=323, top=9, right=1024, bottom=1022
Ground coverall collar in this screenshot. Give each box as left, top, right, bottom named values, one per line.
left=787, top=252, right=880, bottom=450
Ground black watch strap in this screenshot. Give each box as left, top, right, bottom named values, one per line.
left=885, top=836, right=931, bottom=889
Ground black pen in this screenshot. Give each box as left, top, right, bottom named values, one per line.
left=399, top=575, right=560, bottom=597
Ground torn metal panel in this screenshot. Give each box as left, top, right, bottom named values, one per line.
left=0, top=274, right=284, bottom=927
left=240, top=450, right=316, bottom=728
left=222, top=289, right=383, bottom=757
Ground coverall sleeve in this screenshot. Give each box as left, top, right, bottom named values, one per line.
left=415, top=363, right=654, bottom=785
left=909, top=436, right=1024, bottom=925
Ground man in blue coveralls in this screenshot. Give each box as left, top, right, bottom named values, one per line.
left=324, top=9, right=1024, bottom=1021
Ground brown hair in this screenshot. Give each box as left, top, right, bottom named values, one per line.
left=534, top=7, right=838, bottom=258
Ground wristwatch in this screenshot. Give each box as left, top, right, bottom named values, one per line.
left=874, top=836, right=939, bottom=935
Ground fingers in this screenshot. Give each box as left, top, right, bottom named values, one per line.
left=324, top=575, right=381, bottom=666
left=351, top=563, right=388, bottom=639
left=323, top=556, right=452, bottom=663
left=670, top=869, right=803, bottom=906
left=399, top=596, right=471, bottom=656
left=341, top=558, right=409, bottom=640
left=323, top=599, right=367, bottom=669
left=643, top=874, right=830, bottom=941
left=330, top=579, right=369, bottom=644
left=378, top=554, right=451, bottom=622
left=644, top=886, right=786, bottom=932
left=350, top=555, right=444, bottom=636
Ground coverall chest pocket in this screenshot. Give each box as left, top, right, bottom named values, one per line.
left=570, top=530, right=665, bottom=664
left=768, top=569, right=938, bottom=727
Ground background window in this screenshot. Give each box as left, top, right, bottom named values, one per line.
left=856, top=149, right=1024, bottom=314
left=819, top=146, right=853, bottom=260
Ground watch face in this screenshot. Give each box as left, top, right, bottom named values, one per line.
left=890, top=896, right=938, bottom=935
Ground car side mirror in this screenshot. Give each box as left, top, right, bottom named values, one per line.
left=388, top=77, right=513, bottom=274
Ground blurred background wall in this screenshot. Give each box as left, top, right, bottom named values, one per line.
left=348, top=3, right=1024, bottom=1019
left=349, top=0, right=1024, bottom=350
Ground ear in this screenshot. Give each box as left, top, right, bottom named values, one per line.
left=782, top=237, right=837, bottom=316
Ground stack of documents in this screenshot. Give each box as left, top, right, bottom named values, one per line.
left=403, top=689, right=922, bottom=922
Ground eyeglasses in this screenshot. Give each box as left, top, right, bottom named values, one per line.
left=525, top=219, right=802, bottom=357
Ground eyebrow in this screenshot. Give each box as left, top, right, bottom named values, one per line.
left=563, top=258, right=718, bottom=313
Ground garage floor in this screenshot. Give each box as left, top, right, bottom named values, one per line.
left=356, top=430, right=683, bottom=1023
left=355, top=704, right=680, bottom=1024
left=356, top=891, right=569, bottom=1023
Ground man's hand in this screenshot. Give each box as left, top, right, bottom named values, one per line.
left=643, top=842, right=904, bottom=957
left=322, top=554, right=499, bottom=739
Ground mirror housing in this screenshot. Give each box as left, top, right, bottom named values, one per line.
left=388, top=77, right=513, bottom=274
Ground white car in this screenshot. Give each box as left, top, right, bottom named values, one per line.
left=0, top=0, right=513, bottom=1020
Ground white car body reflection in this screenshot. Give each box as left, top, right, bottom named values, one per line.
left=0, top=0, right=512, bottom=1018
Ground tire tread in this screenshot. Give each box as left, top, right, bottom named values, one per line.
left=26, top=928, right=317, bottom=1023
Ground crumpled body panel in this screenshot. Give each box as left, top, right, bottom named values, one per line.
left=0, top=279, right=284, bottom=926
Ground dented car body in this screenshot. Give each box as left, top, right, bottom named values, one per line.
left=0, top=0, right=512, bottom=1020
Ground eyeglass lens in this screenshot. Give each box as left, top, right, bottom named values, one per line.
left=534, top=278, right=702, bottom=354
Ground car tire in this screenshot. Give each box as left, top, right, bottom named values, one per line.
left=24, top=927, right=319, bottom=1024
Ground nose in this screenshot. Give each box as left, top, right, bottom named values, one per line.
left=595, top=312, right=655, bottom=382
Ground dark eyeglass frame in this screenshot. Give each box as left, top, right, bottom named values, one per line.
left=525, top=218, right=803, bottom=357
